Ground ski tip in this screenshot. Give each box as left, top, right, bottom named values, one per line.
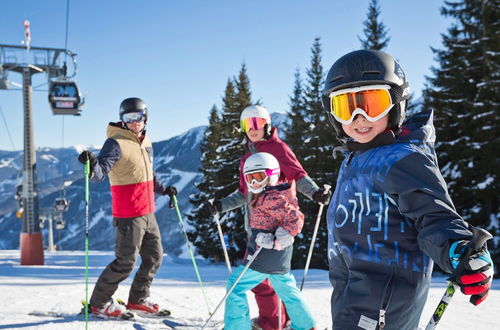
left=163, top=319, right=186, bottom=328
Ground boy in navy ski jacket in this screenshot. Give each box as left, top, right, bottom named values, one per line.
left=224, top=152, right=316, bottom=330
left=321, top=50, right=493, bottom=329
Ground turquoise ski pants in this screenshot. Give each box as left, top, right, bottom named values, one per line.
left=224, top=266, right=315, bottom=330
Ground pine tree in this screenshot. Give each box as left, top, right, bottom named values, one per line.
left=423, top=0, right=499, bottom=270
left=290, top=38, right=341, bottom=270
left=189, top=65, right=254, bottom=263
left=216, top=65, right=254, bottom=262
left=234, top=63, right=252, bottom=111
left=187, top=105, right=226, bottom=261
left=358, top=0, right=390, bottom=50
left=284, top=68, right=308, bottom=156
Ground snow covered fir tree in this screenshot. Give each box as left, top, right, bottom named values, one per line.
left=285, top=37, right=341, bottom=269
left=187, top=65, right=252, bottom=263
left=358, top=0, right=390, bottom=51
left=423, top=0, right=500, bottom=271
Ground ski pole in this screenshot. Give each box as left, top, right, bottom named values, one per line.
left=300, top=184, right=331, bottom=291
left=425, top=227, right=492, bottom=330
left=278, top=297, right=282, bottom=330
left=172, top=195, right=212, bottom=316
left=201, top=246, right=263, bottom=329
left=84, top=159, right=90, bottom=330
left=210, top=199, right=232, bottom=274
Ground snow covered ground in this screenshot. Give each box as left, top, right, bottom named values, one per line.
left=0, top=250, right=498, bottom=330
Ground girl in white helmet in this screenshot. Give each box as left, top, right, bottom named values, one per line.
left=207, top=105, right=330, bottom=329
left=224, top=152, right=316, bottom=330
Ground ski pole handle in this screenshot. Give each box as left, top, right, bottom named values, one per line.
left=460, top=227, right=492, bottom=263
left=322, top=184, right=331, bottom=197
left=84, top=159, right=90, bottom=204
left=425, top=227, right=492, bottom=330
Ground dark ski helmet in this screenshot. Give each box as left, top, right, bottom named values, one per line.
left=119, top=97, right=148, bottom=123
left=322, top=49, right=410, bottom=141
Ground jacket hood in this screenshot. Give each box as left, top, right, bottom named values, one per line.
left=107, top=121, right=147, bottom=140
left=343, top=109, right=436, bottom=153
left=397, top=108, right=436, bottom=146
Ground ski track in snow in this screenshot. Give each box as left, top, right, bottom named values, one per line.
left=0, top=250, right=499, bottom=329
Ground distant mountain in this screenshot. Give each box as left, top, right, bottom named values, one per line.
left=0, top=125, right=206, bottom=256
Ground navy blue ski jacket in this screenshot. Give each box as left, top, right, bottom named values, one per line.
left=327, top=109, right=473, bottom=330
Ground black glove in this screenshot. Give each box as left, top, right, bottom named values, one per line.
left=312, top=187, right=332, bottom=205
left=206, top=200, right=221, bottom=216
left=163, top=186, right=177, bottom=197
left=78, top=150, right=97, bottom=176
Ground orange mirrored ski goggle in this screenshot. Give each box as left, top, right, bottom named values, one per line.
left=244, top=168, right=279, bottom=186
left=240, top=117, right=268, bottom=133
left=328, top=85, right=394, bottom=125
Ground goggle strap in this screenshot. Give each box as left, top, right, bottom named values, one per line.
left=389, top=82, right=410, bottom=104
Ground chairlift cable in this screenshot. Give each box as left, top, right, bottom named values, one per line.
left=59, top=115, right=66, bottom=198
left=63, top=0, right=70, bottom=72
left=60, top=0, right=71, bottom=200
left=0, top=104, right=16, bottom=150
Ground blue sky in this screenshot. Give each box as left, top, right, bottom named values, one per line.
left=0, top=0, right=450, bottom=150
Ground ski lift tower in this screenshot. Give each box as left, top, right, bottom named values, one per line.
left=0, top=21, right=81, bottom=265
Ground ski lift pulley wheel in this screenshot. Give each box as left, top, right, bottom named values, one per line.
left=48, top=80, right=83, bottom=116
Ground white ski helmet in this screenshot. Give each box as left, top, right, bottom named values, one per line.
left=240, top=105, right=272, bottom=136
left=243, top=152, right=280, bottom=194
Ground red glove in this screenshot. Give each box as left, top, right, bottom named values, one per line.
left=450, top=240, right=494, bottom=305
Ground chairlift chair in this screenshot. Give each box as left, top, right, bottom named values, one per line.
left=16, top=207, right=23, bottom=219
left=55, top=218, right=65, bottom=230
left=54, top=198, right=69, bottom=212
left=48, top=80, right=83, bottom=116
left=15, top=184, right=22, bottom=200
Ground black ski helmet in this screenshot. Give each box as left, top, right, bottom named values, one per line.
left=119, top=97, right=148, bottom=123
left=322, top=49, right=410, bottom=140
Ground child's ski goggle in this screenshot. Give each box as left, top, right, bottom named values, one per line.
left=328, top=85, right=394, bottom=125
left=240, top=117, right=268, bottom=133
left=122, top=112, right=146, bottom=123
left=244, top=168, right=279, bottom=186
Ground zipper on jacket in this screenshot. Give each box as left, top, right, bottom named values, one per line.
left=378, top=309, right=386, bottom=329
left=140, top=143, right=153, bottom=215
left=378, top=266, right=396, bottom=329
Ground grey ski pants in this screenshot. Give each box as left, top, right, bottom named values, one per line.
left=90, top=213, right=163, bottom=307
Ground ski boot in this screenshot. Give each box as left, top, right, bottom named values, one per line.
left=126, top=297, right=171, bottom=317
left=88, top=298, right=134, bottom=319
